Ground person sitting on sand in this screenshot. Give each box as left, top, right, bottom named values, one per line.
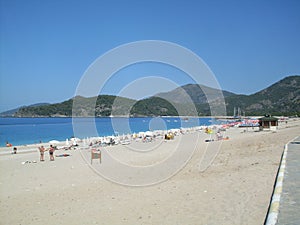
left=49, top=145, right=55, bottom=161
left=13, top=147, right=17, bottom=154
left=38, top=146, right=45, bottom=161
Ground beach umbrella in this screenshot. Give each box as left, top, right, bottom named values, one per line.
left=66, top=139, right=69, bottom=146
left=145, top=131, right=153, bottom=137
left=49, top=140, right=60, bottom=144
left=70, top=137, right=81, bottom=142
left=138, top=132, right=145, bottom=137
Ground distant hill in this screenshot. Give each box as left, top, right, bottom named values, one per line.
left=155, top=84, right=235, bottom=104
left=130, top=97, right=178, bottom=117
left=3, top=75, right=300, bottom=117
left=137, top=76, right=300, bottom=116
left=224, top=75, right=300, bottom=116
left=13, top=95, right=136, bottom=117
left=0, top=103, right=49, bottom=117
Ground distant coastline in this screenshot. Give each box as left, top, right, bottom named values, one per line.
left=1, top=75, right=299, bottom=117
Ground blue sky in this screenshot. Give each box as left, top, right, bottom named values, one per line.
left=1, top=0, right=300, bottom=112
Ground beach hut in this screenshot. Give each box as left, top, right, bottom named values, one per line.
left=258, top=115, right=278, bottom=131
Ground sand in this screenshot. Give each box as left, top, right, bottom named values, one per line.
left=0, top=118, right=299, bottom=225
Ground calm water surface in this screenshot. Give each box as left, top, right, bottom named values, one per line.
left=0, top=117, right=214, bottom=147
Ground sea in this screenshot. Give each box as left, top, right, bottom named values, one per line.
left=0, top=117, right=216, bottom=147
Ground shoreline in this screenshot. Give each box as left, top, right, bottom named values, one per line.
left=0, top=116, right=216, bottom=148
left=1, top=116, right=295, bottom=150
left=1, top=116, right=209, bottom=147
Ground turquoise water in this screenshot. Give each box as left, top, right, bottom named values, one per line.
left=0, top=117, right=214, bottom=147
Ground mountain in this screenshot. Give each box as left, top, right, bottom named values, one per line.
left=13, top=95, right=136, bottom=117
left=224, top=75, right=300, bottom=116
left=155, top=84, right=235, bottom=104
left=3, top=75, right=300, bottom=117
left=146, top=76, right=300, bottom=116
left=0, top=103, right=50, bottom=117
left=130, top=97, right=178, bottom=117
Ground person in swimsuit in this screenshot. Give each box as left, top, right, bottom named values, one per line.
left=38, top=146, right=45, bottom=161
left=49, top=145, right=55, bottom=161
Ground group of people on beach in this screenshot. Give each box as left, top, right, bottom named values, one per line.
left=38, top=145, right=55, bottom=161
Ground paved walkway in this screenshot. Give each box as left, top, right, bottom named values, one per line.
left=277, top=137, right=300, bottom=225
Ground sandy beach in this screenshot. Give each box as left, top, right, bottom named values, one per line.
left=0, top=119, right=299, bottom=225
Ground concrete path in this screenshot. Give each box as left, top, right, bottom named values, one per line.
left=277, top=137, right=300, bottom=225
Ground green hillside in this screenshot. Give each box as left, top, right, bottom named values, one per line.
left=130, top=97, right=178, bottom=117
left=8, top=75, right=300, bottom=117
left=156, top=84, right=235, bottom=104
left=225, top=75, right=300, bottom=116
left=15, top=95, right=137, bottom=117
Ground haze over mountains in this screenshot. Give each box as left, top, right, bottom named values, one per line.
left=1, top=75, right=299, bottom=117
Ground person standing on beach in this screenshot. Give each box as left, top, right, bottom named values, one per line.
left=38, top=146, right=45, bottom=161
left=49, top=145, right=55, bottom=161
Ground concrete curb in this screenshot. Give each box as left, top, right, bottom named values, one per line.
left=264, top=136, right=298, bottom=225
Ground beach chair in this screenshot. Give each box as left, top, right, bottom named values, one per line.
left=91, top=149, right=101, bottom=164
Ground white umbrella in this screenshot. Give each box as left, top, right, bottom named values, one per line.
left=70, top=137, right=81, bottom=142
left=66, top=139, right=69, bottom=146
left=138, top=132, right=145, bottom=137
left=49, top=140, right=60, bottom=144
left=145, top=131, right=153, bottom=137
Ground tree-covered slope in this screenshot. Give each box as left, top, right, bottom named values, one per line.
left=225, top=75, right=300, bottom=116
left=156, top=84, right=235, bottom=104
left=8, top=75, right=300, bottom=117
left=15, top=95, right=136, bottom=117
